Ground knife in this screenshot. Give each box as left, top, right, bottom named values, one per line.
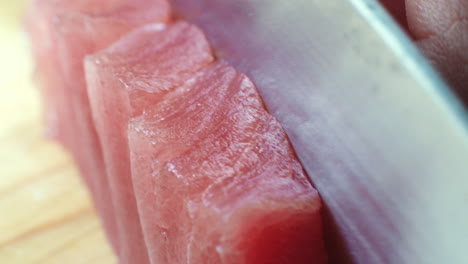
left=169, top=0, right=468, bottom=263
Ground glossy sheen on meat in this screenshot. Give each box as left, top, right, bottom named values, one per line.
left=25, top=0, right=170, bottom=262
left=86, top=21, right=327, bottom=263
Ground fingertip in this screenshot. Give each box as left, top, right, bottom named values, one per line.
left=406, top=0, right=468, bottom=40
left=405, top=0, right=468, bottom=103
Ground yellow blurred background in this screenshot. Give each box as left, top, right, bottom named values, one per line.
left=0, top=1, right=115, bottom=263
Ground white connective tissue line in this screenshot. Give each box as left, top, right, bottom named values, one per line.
left=349, top=0, right=468, bottom=132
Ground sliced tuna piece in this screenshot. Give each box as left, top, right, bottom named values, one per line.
left=25, top=0, right=170, bottom=261
left=25, top=0, right=73, bottom=146
left=86, top=20, right=327, bottom=263
left=129, top=61, right=327, bottom=263
left=85, top=22, right=214, bottom=264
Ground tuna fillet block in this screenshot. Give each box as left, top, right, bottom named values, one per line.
left=25, top=0, right=170, bottom=261
left=86, top=21, right=327, bottom=263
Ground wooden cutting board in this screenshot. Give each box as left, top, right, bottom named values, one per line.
left=0, top=1, right=116, bottom=263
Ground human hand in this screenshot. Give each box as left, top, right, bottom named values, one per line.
left=381, top=0, right=468, bottom=103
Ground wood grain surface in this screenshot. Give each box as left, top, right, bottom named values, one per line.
left=0, top=1, right=116, bottom=263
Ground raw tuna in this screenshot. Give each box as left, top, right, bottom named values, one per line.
left=25, top=0, right=73, bottom=147
left=85, top=22, right=213, bottom=263
left=85, top=22, right=327, bottom=263
left=25, top=0, right=170, bottom=262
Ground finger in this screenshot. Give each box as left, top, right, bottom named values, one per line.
left=406, top=0, right=468, bottom=101
left=406, top=0, right=468, bottom=40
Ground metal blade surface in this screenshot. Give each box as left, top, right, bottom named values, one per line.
left=170, top=0, right=468, bottom=263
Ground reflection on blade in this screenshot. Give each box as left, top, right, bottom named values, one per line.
left=171, top=0, right=468, bottom=263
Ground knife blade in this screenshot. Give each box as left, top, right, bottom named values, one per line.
left=170, top=0, right=468, bottom=263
